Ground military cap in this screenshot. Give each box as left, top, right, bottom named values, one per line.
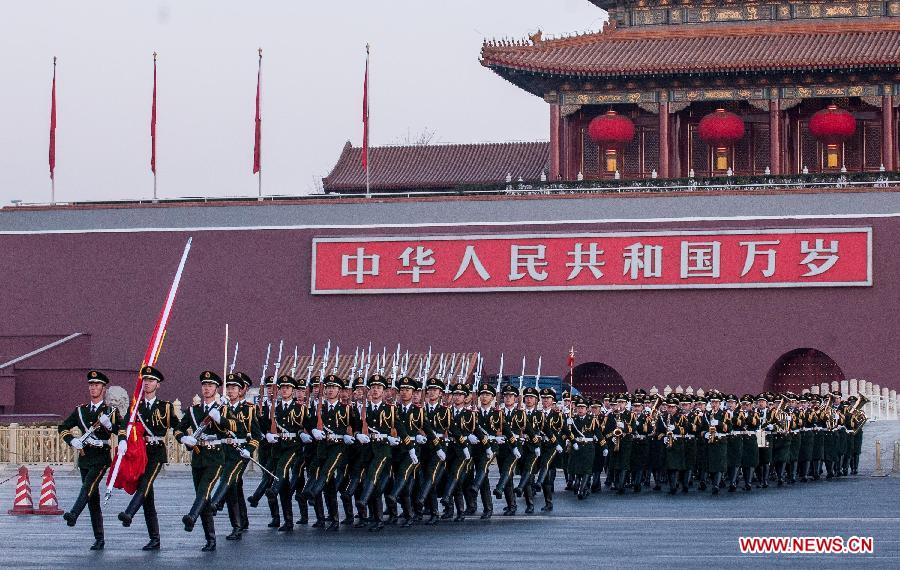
left=846, top=395, right=858, bottom=403
left=633, top=388, right=647, bottom=396
left=589, top=399, right=601, bottom=407
left=324, top=374, right=345, bottom=388
left=87, top=370, right=110, bottom=384
left=726, top=393, right=738, bottom=402
left=309, top=375, right=321, bottom=386
left=200, top=370, right=222, bottom=386
left=140, top=365, right=164, bottom=382
left=830, top=390, right=842, bottom=398
left=602, top=394, right=611, bottom=401
left=277, top=374, right=297, bottom=388
left=352, top=377, right=368, bottom=389
left=426, top=377, right=446, bottom=391
left=451, top=382, right=470, bottom=395
left=368, top=374, right=388, bottom=388
left=478, top=384, right=497, bottom=397
left=615, top=393, right=628, bottom=403
left=573, top=395, right=588, bottom=407
left=500, top=384, right=518, bottom=396
left=539, top=387, right=557, bottom=400
left=708, top=391, right=722, bottom=401
left=262, top=374, right=276, bottom=386
left=665, top=395, right=680, bottom=405
left=632, top=395, right=645, bottom=405
left=522, top=386, right=539, bottom=398
left=295, top=377, right=308, bottom=389
left=398, top=376, right=419, bottom=390
left=225, top=373, right=243, bottom=388
left=756, top=393, right=768, bottom=401
left=740, top=393, right=754, bottom=403
left=236, top=372, right=252, bottom=388
left=562, top=390, right=571, bottom=399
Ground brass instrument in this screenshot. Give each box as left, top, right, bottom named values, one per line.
left=611, top=427, right=624, bottom=453
left=665, top=430, right=675, bottom=448
left=706, top=424, right=718, bottom=442
left=755, top=427, right=768, bottom=448
left=850, top=394, right=870, bottom=434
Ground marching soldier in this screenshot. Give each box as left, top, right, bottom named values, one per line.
left=493, top=384, right=525, bottom=515
left=247, top=375, right=281, bottom=528
left=384, top=376, right=424, bottom=527
left=290, top=377, right=314, bottom=526
left=566, top=395, right=598, bottom=500
left=174, top=370, right=237, bottom=551
left=467, top=383, right=501, bottom=519
left=657, top=395, right=688, bottom=494
left=514, top=386, right=542, bottom=513
left=116, top=365, right=176, bottom=550
left=703, top=392, right=730, bottom=494
left=601, top=394, right=633, bottom=494
left=440, top=383, right=476, bottom=521
left=589, top=399, right=606, bottom=492
left=264, top=374, right=309, bottom=531
left=58, top=370, right=123, bottom=550
left=724, top=394, right=743, bottom=492
left=737, top=394, right=760, bottom=490
left=628, top=395, right=653, bottom=493
left=846, top=396, right=866, bottom=475
left=416, top=377, right=451, bottom=525
left=786, top=393, right=802, bottom=484
left=770, top=395, right=791, bottom=486
left=209, top=372, right=261, bottom=540
left=536, top=387, right=564, bottom=509
left=755, top=394, right=774, bottom=488
left=342, top=376, right=368, bottom=526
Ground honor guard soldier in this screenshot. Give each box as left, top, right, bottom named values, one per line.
left=724, top=394, right=743, bottom=492
left=415, top=377, right=451, bottom=525
left=493, top=384, right=525, bottom=514
left=301, top=374, right=354, bottom=531
left=756, top=394, right=775, bottom=488
left=628, top=395, right=653, bottom=493
left=355, top=373, right=404, bottom=531
left=514, top=387, right=543, bottom=513
left=58, top=370, right=122, bottom=550
left=657, top=395, right=689, bottom=494
left=566, top=395, right=599, bottom=500
left=440, top=383, right=476, bottom=521
left=845, top=395, right=867, bottom=475
left=703, top=391, right=730, bottom=494
left=796, top=394, right=815, bottom=481
left=737, top=394, right=760, bottom=490
left=385, top=376, right=424, bottom=527
left=342, top=376, right=369, bottom=526
left=210, top=372, right=261, bottom=540
left=467, top=383, right=501, bottom=519
left=117, top=365, right=176, bottom=550
left=602, top=394, right=633, bottom=494
left=535, top=387, right=564, bottom=509
left=264, top=374, right=308, bottom=531
left=247, top=375, right=281, bottom=527
left=174, top=370, right=236, bottom=551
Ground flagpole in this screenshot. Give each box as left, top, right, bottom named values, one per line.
left=152, top=52, right=158, bottom=202
left=49, top=56, right=57, bottom=204
left=364, top=44, right=370, bottom=198
left=256, top=48, right=263, bottom=200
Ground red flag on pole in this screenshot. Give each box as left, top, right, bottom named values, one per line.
left=361, top=44, right=369, bottom=170
left=253, top=49, right=262, bottom=174
left=49, top=57, right=57, bottom=180
left=567, top=346, right=575, bottom=369
left=151, top=53, right=157, bottom=174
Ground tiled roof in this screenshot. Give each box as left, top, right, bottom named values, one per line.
left=481, top=19, right=900, bottom=79
left=323, top=141, right=549, bottom=193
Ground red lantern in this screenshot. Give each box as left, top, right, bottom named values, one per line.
left=809, top=105, right=856, bottom=169
left=698, top=109, right=745, bottom=171
left=588, top=111, right=634, bottom=173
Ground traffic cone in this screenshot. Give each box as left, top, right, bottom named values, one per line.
left=35, top=466, right=63, bottom=515
left=7, top=466, right=34, bottom=515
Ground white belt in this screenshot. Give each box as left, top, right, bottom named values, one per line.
left=144, top=435, right=165, bottom=443
left=83, top=437, right=107, bottom=447
left=575, top=437, right=594, bottom=443
left=280, top=433, right=297, bottom=440
left=370, top=433, right=387, bottom=441
left=326, top=435, right=344, bottom=442
left=224, top=438, right=247, bottom=444
left=201, top=440, right=223, bottom=447
left=683, top=435, right=695, bottom=439
left=632, top=435, right=646, bottom=440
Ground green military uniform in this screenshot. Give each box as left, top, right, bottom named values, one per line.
left=467, top=384, right=502, bottom=519
left=536, top=388, right=565, bottom=509
left=441, top=383, right=476, bottom=521
left=58, top=370, right=122, bottom=550
left=174, top=370, right=237, bottom=552
left=514, top=387, right=543, bottom=513
left=247, top=375, right=281, bottom=527
left=492, top=385, right=526, bottom=515
left=264, top=375, right=309, bottom=531
left=566, top=396, right=598, bottom=499
left=703, top=393, right=730, bottom=494
left=756, top=395, right=775, bottom=488
left=656, top=396, right=689, bottom=494
left=724, top=395, right=743, bottom=491
left=385, top=377, right=426, bottom=526
left=628, top=396, right=653, bottom=493
left=116, top=365, right=176, bottom=550
left=416, top=378, right=451, bottom=525
left=601, top=394, right=633, bottom=494
left=845, top=396, right=866, bottom=475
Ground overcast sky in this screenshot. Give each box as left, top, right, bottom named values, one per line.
left=0, top=1, right=605, bottom=205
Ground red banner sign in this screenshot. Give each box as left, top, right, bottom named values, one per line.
left=311, top=228, right=872, bottom=294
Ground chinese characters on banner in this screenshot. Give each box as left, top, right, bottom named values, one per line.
left=311, top=228, right=872, bottom=294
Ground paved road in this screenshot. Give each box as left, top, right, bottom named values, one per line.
left=1, top=471, right=898, bottom=569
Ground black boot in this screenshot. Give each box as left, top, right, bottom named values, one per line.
left=182, top=497, right=207, bottom=532
left=453, top=493, right=466, bottom=522
left=368, top=498, right=385, bottom=532
left=89, top=510, right=104, bottom=550
left=266, top=493, right=281, bottom=528
left=577, top=474, right=591, bottom=499
left=503, top=485, right=517, bottom=514
left=118, top=491, right=144, bottom=528
left=63, top=486, right=90, bottom=527
left=340, top=494, right=354, bottom=525
left=479, top=484, right=494, bottom=518
left=143, top=511, right=161, bottom=550
left=312, top=494, right=326, bottom=528
left=200, top=510, right=216, bottom=552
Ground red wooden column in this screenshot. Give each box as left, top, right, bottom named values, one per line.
left=658, top=101, right=670, bottom=178
left=769, top=99, right=782, bottom=175
left=550, top=104, right=561, bottom=180
left=883, top=92, right=895, bottom=171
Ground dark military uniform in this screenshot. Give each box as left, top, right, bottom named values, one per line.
left=628, top=398, right=654, bottom=493
left=441, top=383, right=476, bottom=521
left=263, top=375, right=309, bottom=531
left=703, top=394, right=730, bottom=494
left=467, top=384, right=503, bottom=518
left=566, top=396, right=598, bottom=499
left=535, top=388, right=565, bottom=509
left=116, top=365, right=176, bottom=550
left=513, top=387, right=543, bottom=513
left=493, top=386, right=528, bottom=514
left=385, top=377, right=426, bottom=526
left=601, top=396, right=633, bottom=494
left=247, top=375, right=281, bottom=526
left=724, top=396, right=744, bottom=491
left=416, top=378, right=451, bottom=525
left=656, top=398, right=689, bottom=494
left=58, top=370, right=122, bottom=550
left=755, top=397, right=775, bottom=488
left=174, top=371, right=238, bottom=552
left=210, top=372, right=261, bottom=540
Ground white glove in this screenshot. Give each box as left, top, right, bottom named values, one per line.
left=534, top=447, right=541, bottom=457
left=436, top=449, right=447, bottom=462
left=265, top=433, right=278, bottom=443
left=300, top=433, right=313, bottom=444
left=512, top=447, right=522, bottom=459
left=70, top=438, right=84, bottom=450
left=117, top=440, right=128, bottom=454
left=181, top=435, right=197, bottom=447
left=603, top=448, right=609, bottom=457
left=567, top=417, right=574, bottom=426
left=486, top=448, right=494, bottom=460
left=573, top=443, right=579, bottom=451
left=409, top=449, right=419, bottom=465
left=616, top=421, right=624, bottom=429
left=467, top=434, right=479, bottom=445
left=208, top=408, right=221, bottom=424
left=356, top=433, right=371, bottom=444
left=667, top=425, right=675, bottom=432
left=343, top=434, right=355, bottom=445
left=495, top=436, right=506, bottom=444
left=312, top=429, right=325, bottom=441
left=463, top=447, right=471, bottom=460
left=99, top=414, right=113, bottom=430
left=710, top=419, right=719, bottom=426
left=765, top=424, right=774, bottom=431
left=414, top=434, right=427, bottom=445
left=387, top=436, right=400, bottom=446
left=556, top=444, right=563, bottom=453
left=239, top=448, right=251, bottom=459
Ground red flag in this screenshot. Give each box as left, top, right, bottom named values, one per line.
left=567, top=346, right=575, bottom=369
left=361, top=44, right=369, bottom=170
left=151, top=53, right=157, bottom=174
left=49, top=57, right=57, bottom=180
left=253, top=49, right=262, bottom=174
